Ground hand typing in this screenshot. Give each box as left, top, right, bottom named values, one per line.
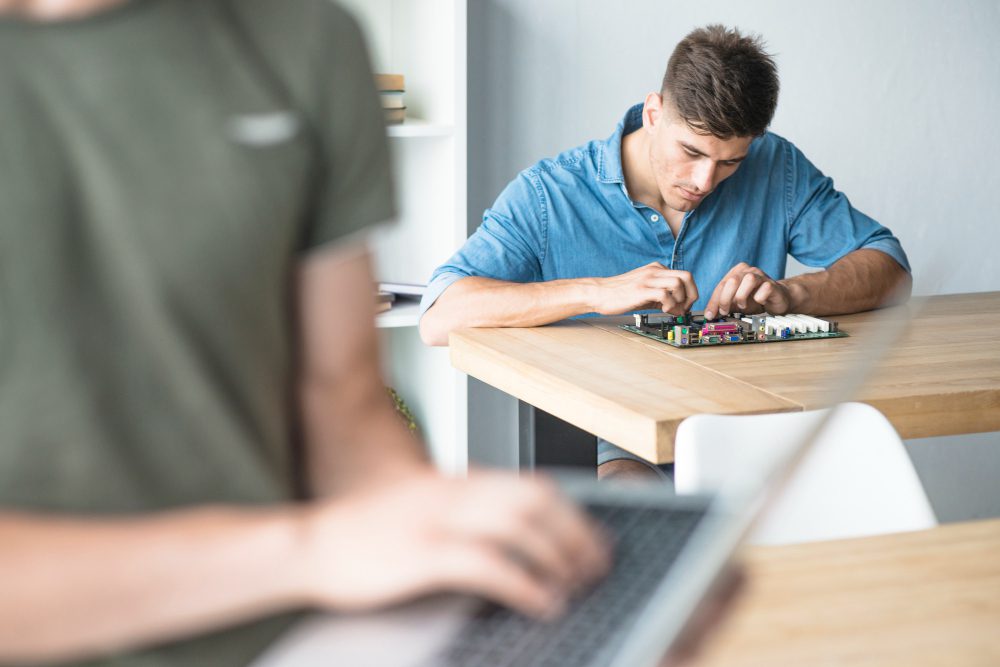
left=296, top=469, right=611, bottom=619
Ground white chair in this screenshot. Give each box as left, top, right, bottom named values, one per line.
left=674, top=402, right=937, bottom=545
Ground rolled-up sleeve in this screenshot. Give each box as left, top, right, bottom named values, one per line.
left=419, top=171, right=547, bottom=317
left=784, top=142, right=910, bottom=273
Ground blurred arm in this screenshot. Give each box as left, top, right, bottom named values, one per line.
left=297, top=243, right=429, bottom=495
left=0, top=506, right=311, bottom=664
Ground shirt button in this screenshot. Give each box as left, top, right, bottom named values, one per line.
left=650, top=214, right=660, bottom=222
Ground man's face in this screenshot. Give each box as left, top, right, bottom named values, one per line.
left=644, top=94, right=754, bottom=214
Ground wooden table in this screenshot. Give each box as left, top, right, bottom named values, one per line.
left=450, top=292, right=1000, bottom=464
left=252, top=520, right=1000, bottom=667
left=692, top=519, right=1000, bottom=667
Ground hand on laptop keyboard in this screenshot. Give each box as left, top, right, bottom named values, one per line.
left=294, top=469, right=612, bottom=619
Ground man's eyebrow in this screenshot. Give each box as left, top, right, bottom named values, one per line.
left=679, top=141, right=747, bottom=163
left=679, top=141, right=707, bottom=157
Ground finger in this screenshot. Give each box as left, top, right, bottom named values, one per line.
left=661, top=298, right=685, bottom=316
left=753, top=281, right=789, bottom=313
left=674, top=271, right=699, bottom=310
left=644, top=283, right=686, bottom=309
left=753, top=280, right=773, bottom=308
left=521, top=478, right=612, bottom=584
left=703, top=280, right=727, bottom=320
left=646, top=289, right=681, bottom=314
left=645, top=272, right=699, bottom=309
left=733, top=272, right=763, bottom=311
left=443, top=474, right=608, bottom=589
left=466, top=501, right=580, bottom=591
left=436, top=543, right=568, bottom=619
left=715, top=276, right=741, bottom=316
left=645, top=279, right=687, bottom=311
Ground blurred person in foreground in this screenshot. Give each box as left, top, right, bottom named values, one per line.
left=0, top=0, right=617, bottom=664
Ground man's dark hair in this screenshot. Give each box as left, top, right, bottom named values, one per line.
left=661, top=25, right=779, bottom=138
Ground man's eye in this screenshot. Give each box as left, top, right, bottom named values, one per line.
left=684, top=149, right=699, bottom=157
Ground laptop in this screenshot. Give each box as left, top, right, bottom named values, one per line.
left=252, top=288, right=920, bottom=667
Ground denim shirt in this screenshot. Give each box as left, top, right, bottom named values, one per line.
left=420, top=104, right=910, bottom=318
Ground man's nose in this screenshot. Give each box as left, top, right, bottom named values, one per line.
left=692, top=160, right=716, bottom=193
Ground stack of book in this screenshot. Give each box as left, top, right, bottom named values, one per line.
left=375, top=73, right=406, bottom=125
left=376, top=290, right=395, bottom=313
left=375, top=282, right=426, bottom=314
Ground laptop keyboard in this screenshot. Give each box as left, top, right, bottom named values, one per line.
left=434, top=502, right=706, bottom=667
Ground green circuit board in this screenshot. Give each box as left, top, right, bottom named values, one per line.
left=621, top=312, right=848, bottom=348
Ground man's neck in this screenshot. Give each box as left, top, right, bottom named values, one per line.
left=621, top=129, right=660, bottom=210
left=0, top=0, right=128, bottom=20
left=620, top=130, right=685, bottom=235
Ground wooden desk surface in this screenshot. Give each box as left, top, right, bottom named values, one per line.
left=252, top=520, right=1000, bottom=667
left=450, top=291, right=1000, bottom=463
left=693, top=519, right=1000, bottom=667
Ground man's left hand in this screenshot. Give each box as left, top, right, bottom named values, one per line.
left=704, top=263, right=794, bottom=320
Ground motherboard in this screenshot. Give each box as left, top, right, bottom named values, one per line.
left=621, top=312, right=847, bottom=348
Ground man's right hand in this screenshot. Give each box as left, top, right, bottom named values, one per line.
left=589, top=263, right=699, bottom=316
left=296, top=470, right=612, bottom=619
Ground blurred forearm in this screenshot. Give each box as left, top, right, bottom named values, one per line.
left=297, top=244, right=428, bottom=497
left=0, top=507, right=308, bottom=664
left=300, top=352, right=427, bottom=496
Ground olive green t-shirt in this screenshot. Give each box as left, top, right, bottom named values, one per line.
left=0, top=0, right=393, bottom=663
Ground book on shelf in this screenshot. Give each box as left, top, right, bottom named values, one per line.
left=383, top=107, right=406, bottom=125
left=380, top=91, right=405, bottom=109
left=375, top=73, right=404, bottom=91
left=379, top=282, right=426, bottom=299
left=376, top=290, right=395, bottom=313
left=375, top=73, right=406, bottom=125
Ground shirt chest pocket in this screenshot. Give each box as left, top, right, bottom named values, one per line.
left=113, top=107, right=317, bottom=295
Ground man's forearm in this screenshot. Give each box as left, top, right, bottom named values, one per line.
left=780, top=248, right=912, bottom=315
left=0, top=507, right=309, bottom=663
left=419, top=276, right=598, bottom=346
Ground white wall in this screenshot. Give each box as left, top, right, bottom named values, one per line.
left=467, top=0, right=1000, bottom=520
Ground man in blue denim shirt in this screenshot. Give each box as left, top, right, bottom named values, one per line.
left=420, top=25, right=911, bottom=480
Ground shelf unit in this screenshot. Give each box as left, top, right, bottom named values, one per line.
left=386, top=120, right=455, bottom=138
left=339, top=0, right=468, bottom=474
left=376, top=300, right=421, bottom=328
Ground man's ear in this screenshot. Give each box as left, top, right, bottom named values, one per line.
left=643, top=92, right=664, bottom=132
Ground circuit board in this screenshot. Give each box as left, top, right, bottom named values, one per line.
left=621, top=312, right=848, bottom=348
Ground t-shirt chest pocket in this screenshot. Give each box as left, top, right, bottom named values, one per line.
left=122, top=104, right=317, bottom=294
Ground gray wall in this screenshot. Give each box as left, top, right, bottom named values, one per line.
left=467, top=0, right=1000, bottom=521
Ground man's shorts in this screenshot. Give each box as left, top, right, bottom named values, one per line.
left=596, top=438, right=675, bottom=484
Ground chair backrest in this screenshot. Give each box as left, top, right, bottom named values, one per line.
left=674, top=402, right=937, bottom=545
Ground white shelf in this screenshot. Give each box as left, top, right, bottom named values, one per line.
left=342, top=0, right=468, bottom=475
left=387, top=120, right=454, bottom=138
left=376, top=301, right=421, bottom=328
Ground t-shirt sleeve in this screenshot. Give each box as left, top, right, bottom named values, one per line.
left=784, top=141, right=910, bottom=273
left=302, top=5, right=395, bottom=252
left=419, top=171, right=546, bottom=317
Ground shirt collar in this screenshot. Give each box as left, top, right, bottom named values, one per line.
left=596, top=103, right=644, bottom=184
